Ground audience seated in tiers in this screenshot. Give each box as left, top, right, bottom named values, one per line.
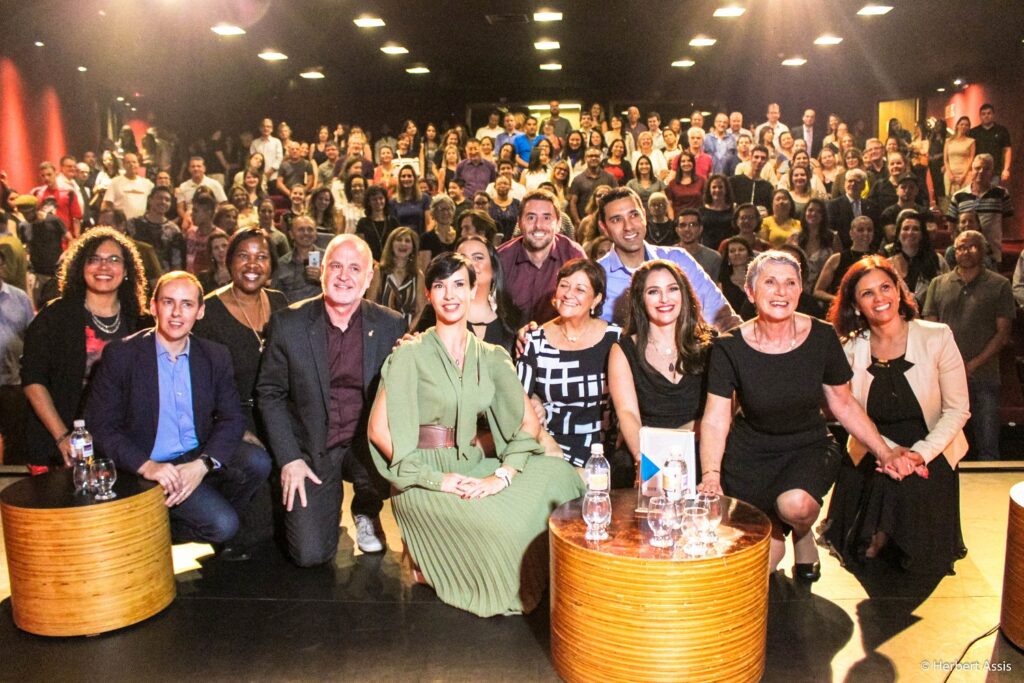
left=3, top=97, right=1020, bottom=611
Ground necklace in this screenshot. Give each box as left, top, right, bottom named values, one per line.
left=753, top=316, right=798, bottom=352
left=561, top=320, right=590, bottom=343
left=86, top=304, right=122, bottom=335
left=229, top=286, right=267, bottom=352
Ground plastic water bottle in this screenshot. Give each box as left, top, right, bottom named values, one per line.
left=662, top=448, right=687, bottom=501
left=585, top=443, right=610, bottom=493
left=69, top=420, right=94, bottom=464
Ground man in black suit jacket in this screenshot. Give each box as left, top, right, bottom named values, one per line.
left=257, top=235, right=405, bottom=567
left=86, top=272, right=272, bottom=553
left=791, top=109, right=822, bottom=158
left=827, top=169, right=881, bottom=249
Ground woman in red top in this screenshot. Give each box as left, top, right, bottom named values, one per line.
left=666, top=151, right=705, bottom=217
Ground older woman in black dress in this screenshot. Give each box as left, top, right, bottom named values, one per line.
left=193, top=228, right=286, bottom=437
left=699, top=250, right=901, bottom=581
left=22, top=228, right=149, bottom=472
left=609, top=260, right=712, bottom=475
left=823, top=256, right=969, bottom=575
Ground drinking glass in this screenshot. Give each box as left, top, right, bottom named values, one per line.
left=72, top=459, right=92, bottom=495
left=582, top=491, right=611, bottom=541
left=646, top=496, right=674, bottom=548
left=698, top=493, right=724, bottom=542
left=682, top=507, right=710, bottom=556
left=90, top=458, right=118, bottom=501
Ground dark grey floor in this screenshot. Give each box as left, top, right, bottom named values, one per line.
left=2, top=472, right=1024, bottom=682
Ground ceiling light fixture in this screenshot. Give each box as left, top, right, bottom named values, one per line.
left=953, top=78, right=963, bottom=85
left=300, top=69, right=325, bottom=79
left=782, top=57, right=807, bottom=66
left=689, top=36, right=717, bottom=47
left=857, top=4, right=893, bottom=16
left=406, top=66, right=430, bottom=74
left=534, top=10, right=563, bottom=22
left=672, top=59, right=696, bottom=68
left=539, top=62, right=562, bottom=71
left=936, top=87, right=946, bottom=92
left=77, top=66, right=88, bottom=72
left=116, top=96, right=124, bottom=102
left=34, top=41, right=44, bottom=47
left=713, top=6, right=746, bottom=18
left=380, top=44, right=409, bottom=55
left=814, top=34, right=843, bottom=45
left=353, top=15, right=386, bottom=28
left=259, top=51, right=288, bottom=61
left=534, top=40, right=560, bottom=50
left=211, top=24, right=246, bottom=36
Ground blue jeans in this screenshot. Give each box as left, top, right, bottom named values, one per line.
left=966, top=377, right=1001, bottom=461
left=169, top=442, right=272, bottom=544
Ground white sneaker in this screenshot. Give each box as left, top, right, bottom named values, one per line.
left=354, top=514, right=384, bottom=553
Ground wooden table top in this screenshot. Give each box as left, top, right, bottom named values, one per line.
left=0, top=468, right=157, bottom=511
left=550, top=489, right=771, bottom=562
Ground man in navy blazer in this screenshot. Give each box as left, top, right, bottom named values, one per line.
left=257, top=235, right=405, bottom=567
left=86, top=271, right=271, bottom=554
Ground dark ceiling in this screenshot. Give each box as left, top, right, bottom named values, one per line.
left=3, top=0, right=1024, bottom=133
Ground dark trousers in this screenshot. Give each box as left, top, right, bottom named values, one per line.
left=169, top=442, right=272, bottom=545
left=284, top=444, right=385, bottom=567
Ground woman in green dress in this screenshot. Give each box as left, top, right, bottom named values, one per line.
left=368, top=253, right=585, bottom=617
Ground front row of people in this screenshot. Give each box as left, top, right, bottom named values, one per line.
left=28, top=192, right=972, bottom=618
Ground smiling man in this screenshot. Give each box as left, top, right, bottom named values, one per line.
left=596, top=187, right=740, bottom=330
left=86, top=271, right=271, bottom=559
left=497, top=189, right=585, bottom=324
left=257, top=234, right=405, bottom=566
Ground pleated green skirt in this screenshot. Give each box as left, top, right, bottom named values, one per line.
left=392, top=450, right=586, bottom=617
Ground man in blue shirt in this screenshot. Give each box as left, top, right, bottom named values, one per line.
left=86, top=271, right=271, bottom=559
left=513, top=116, right=542, bottom=170
left=596, top=187, right=741, bottom=331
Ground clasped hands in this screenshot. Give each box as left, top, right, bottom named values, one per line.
left=877, top=447, right=928, bottom=481
left=441, top=472, right=506, bottom=499
left=138, top=459, right=208, bottom=508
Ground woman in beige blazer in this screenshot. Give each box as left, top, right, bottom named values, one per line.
left=822, top=255, right=969, bottom=575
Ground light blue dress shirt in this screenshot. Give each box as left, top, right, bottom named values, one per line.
left=151, top=335, right=199, bottom=462
left=597, top=242, right=736, bottom=329
left=0, top=282, right=34, bottom=386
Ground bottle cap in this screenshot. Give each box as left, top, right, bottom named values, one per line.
left=73, top=419, right=85, bottom=428
left=591, top=443, right=604, bottom=456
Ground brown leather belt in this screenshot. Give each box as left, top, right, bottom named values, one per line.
left=418, top=425, right=456, bottom=449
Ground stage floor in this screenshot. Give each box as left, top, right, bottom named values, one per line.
left=1, top=471, right=1022, bottom=682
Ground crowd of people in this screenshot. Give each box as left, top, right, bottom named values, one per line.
left=0, top=99, right=1019, bottom=617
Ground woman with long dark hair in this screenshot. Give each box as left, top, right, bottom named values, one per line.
left=797, top=198, right=836, bottom=289
left=602, top=138, right=633, bottom=185
left=22, top=228, right=149, bottom=472
left=392, top=164, right=433, bottom=236
left=356, top=185, right=399, bottom=261
left=666, top=151, right=705, bottom=216
left=882, top=209, right=947, bottom=304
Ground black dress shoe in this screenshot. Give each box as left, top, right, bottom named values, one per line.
left=794, top=562, right=821, bottom=582
left=217, top=546, right=252, bottom=562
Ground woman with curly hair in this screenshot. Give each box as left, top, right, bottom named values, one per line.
left=21, top=227, right=150, bottom=473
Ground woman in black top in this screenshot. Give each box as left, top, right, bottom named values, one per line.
left=193, top=228, right=286, bottom=435
left=882, top=209, right=946, bottom=305
left=22, top=228, right=150, bottom=471
left=355, top=185, right=398, bottom=262
left=609, top=260, right=712, bottom=479
left=699, top=250, right=899, bottom=581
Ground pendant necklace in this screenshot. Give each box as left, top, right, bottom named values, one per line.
left=230, top=286, right=266, bottom=353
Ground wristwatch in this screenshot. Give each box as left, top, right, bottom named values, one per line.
left=494, top=466, right=512, bottom=489
left=199, top=454, right=216, bottom=472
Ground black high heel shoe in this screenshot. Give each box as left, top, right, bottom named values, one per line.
left=793, top=562, right=821, bottom=582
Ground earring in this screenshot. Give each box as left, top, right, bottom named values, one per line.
left=855, top=309, right=861, bottom=316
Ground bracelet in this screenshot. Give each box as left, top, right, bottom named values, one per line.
left=702, top=469, right=720, bottom=476
left=55, top=429, right=73, bottom=446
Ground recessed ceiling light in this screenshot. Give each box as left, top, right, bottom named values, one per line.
left=77, top=66, right=88, bottom=72
left=259, top=51, right=288, bottom=61
left=814, top=34, right=843, bottom=45
left=534, top=10, right=563, bottom=22
left=782, top=57, right=807, bottom=66
left=672, top=59, right=696, bottom=68
left=534, top=40, right=560, bottom=50
left=130, top=107, right=137, bottom=112
left=34, top=41, right=44, bottom=47
left=713, top=6, right=746, bottom=18
left=116, top=96, right=124, bottom=102
left=353, top=16, right=385, bottom=28
left=406, top=66, right=430, bottom=74
left=380, top=44, right=409, bottom=55
left=211, top=24, right=246, bottom=36
left=857, top=5, right=893, bottom=16
left=936, top=87, right=946, bottom=92
left=300, top=69, right=325, bottom=79
left=953, top=78, right=963, bottom=85
left=689, top=36, right=717, bottom=47
left=539, top=62, right=562, bottom=71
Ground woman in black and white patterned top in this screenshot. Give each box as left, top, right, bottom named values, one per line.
left=517, top=259, right=621, bottom=468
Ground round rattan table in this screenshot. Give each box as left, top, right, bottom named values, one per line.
left=549, top=489, right=772, bottom=683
